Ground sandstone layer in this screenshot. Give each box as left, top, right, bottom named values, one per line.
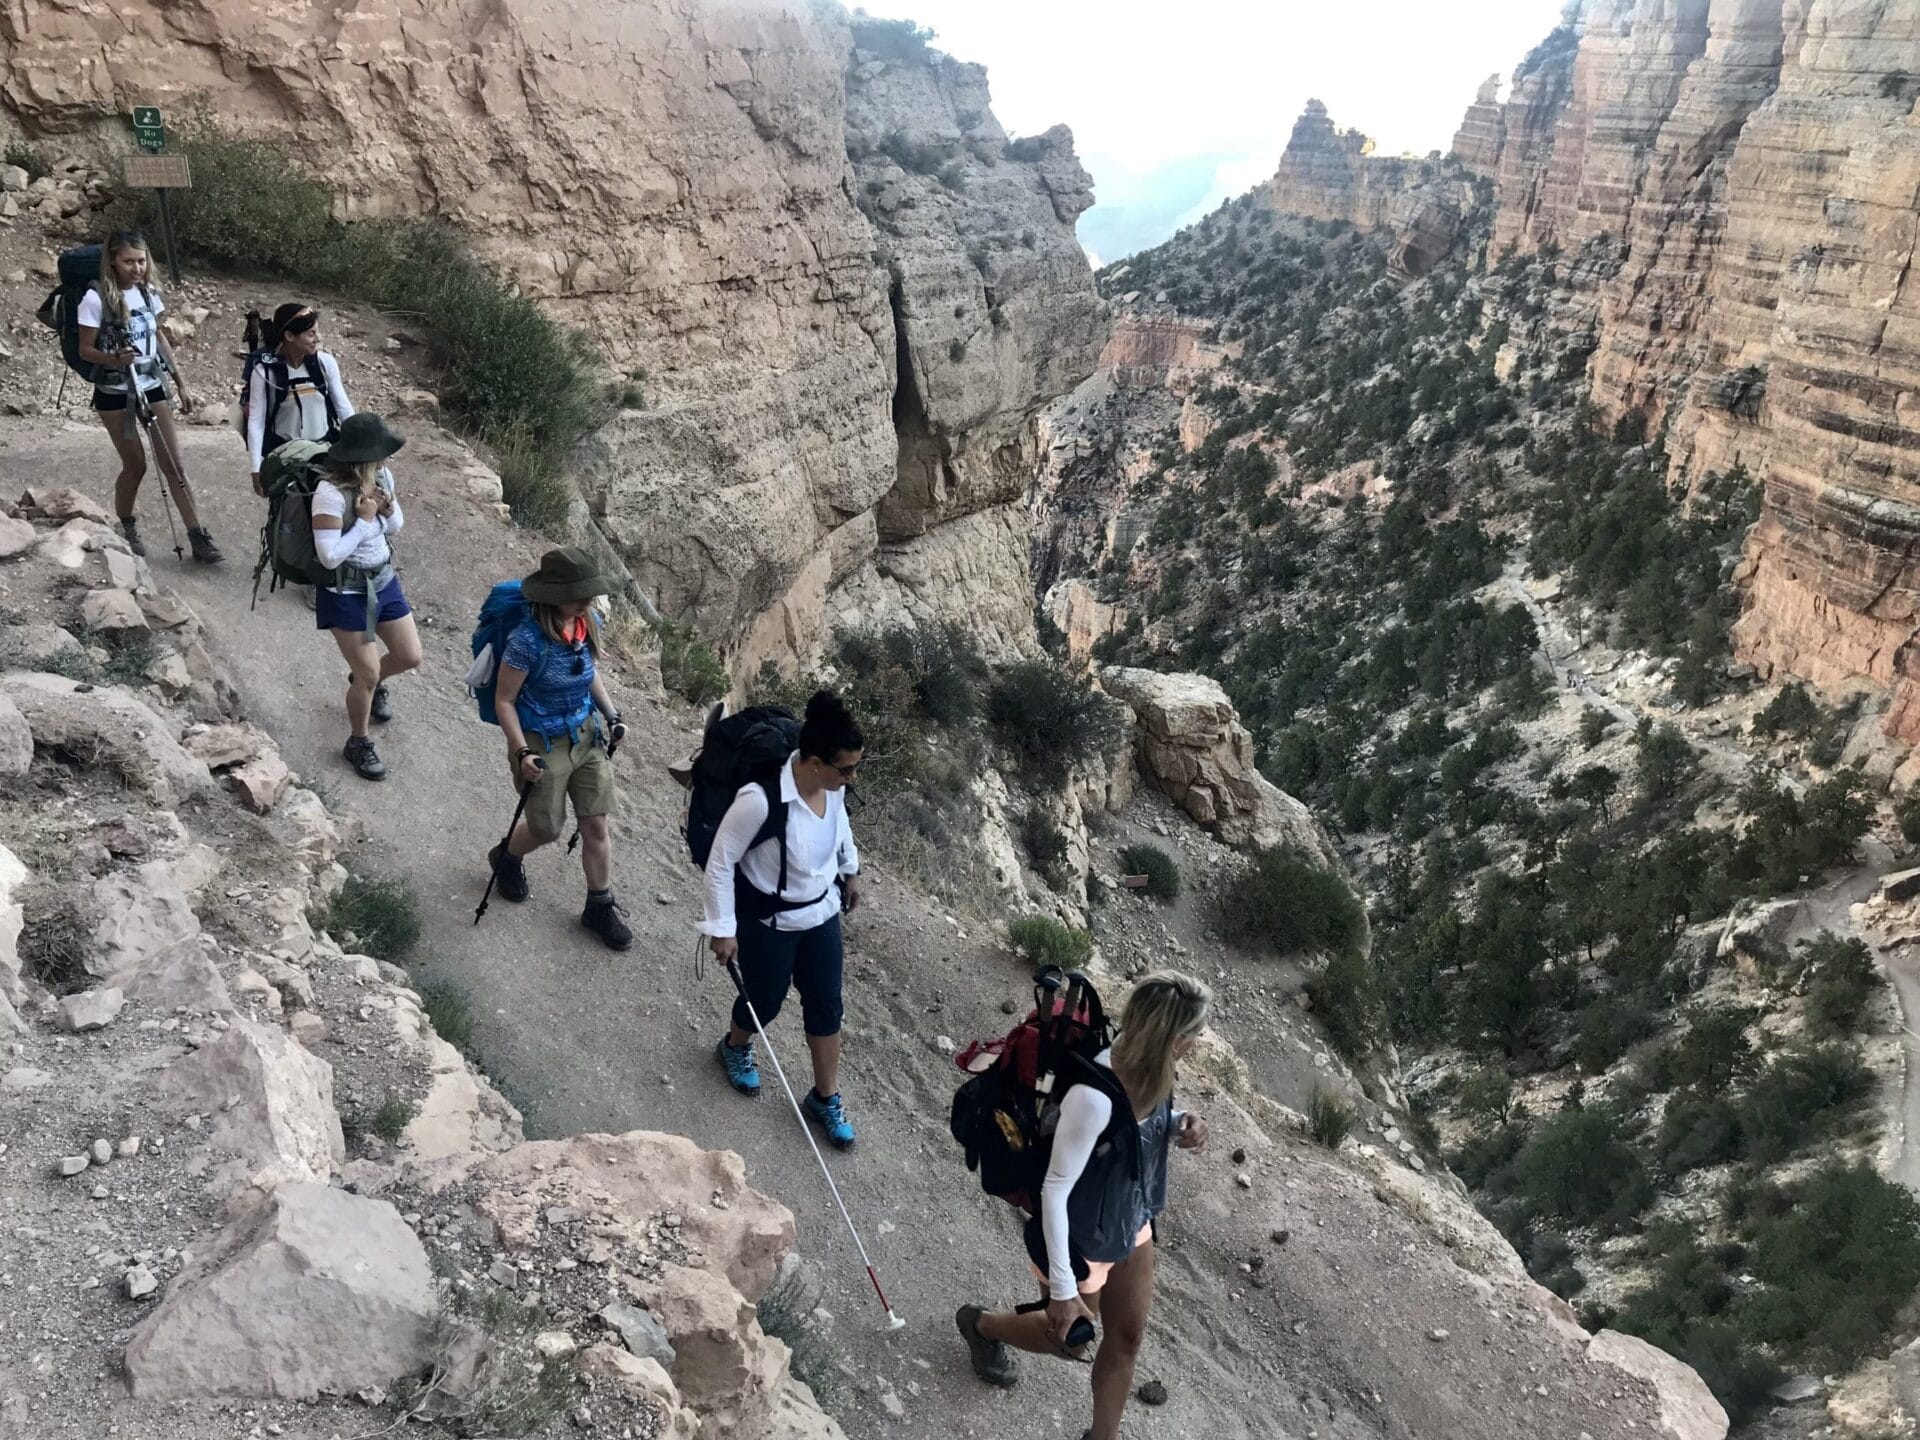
left=1438, top=0, right=1920, bottom=740
left=0, top=1, right=1101, bottom=673
left=1262, top=101, right=1474, bottom=278
left=1451, top=75, right=1508, bottom=175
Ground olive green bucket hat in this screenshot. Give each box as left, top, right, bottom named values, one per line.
left=328, top=412, right=406, bottom=465
left=521, top=546, right=612, bottom=605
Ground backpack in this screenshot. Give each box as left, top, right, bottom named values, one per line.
left=238, top=343, right=339, bottom=451
left=35, top=244, right=150, bottom=385
left=682, top=705, right=803, bottom=907
left=250, top=440, right=334, bottom=599
left=949, top=967, right=1130, bottom=1214
left=467, top=581, right=538, bottom=726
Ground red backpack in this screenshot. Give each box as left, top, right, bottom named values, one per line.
left=949, top=967, right=1127, bottom=1213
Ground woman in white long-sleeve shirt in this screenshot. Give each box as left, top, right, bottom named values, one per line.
left=703, top=691, right=866, bottom=1148
left=246, top=302, right=355, bottom=492
left=956, top=973, right=1213, bottom=1440
left=308, top=413, right=422, bottom=782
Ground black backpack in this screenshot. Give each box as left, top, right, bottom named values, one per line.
left=239, top=345, right=340, bottom=450
left=683, top=705, right=804, bottom=915
left=35, top=244, right=148, bottom=385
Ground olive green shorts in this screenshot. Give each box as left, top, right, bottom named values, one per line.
left=524, top=730, right=615, bottom=841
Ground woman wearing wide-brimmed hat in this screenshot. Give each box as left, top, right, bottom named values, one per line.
left=310, top=412, right=422, bottom=781
left=486, top=546, right=632, bottom=950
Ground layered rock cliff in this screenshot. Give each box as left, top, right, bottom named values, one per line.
left=1261, top=100, right=1474, bottom=277
left=0, top=1, right=1102, bottom=672
left=1415, top=0, right=1920, bottom=742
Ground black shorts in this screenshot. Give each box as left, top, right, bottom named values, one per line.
left=91, top=386, right=166, bottom=413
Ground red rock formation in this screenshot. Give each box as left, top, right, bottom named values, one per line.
left=1452, top=75, right=1508, bottom=175
left=1099, top=315, right=1233, bottom=391
left=1490, top=21, right=1583, bottom=254
left=1588, top=0, right=1788, bottom=431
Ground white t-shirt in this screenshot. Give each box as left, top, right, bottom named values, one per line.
left=76, top=284, right=164, bottom=393
left=311, top=470, right=402, bottom=577
left=246, top=351, right=356, bottom=471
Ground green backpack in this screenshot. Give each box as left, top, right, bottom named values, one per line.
left=251, top=440, right=334, bottom=600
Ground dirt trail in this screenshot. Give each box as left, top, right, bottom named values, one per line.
left=0, top=411, right=1685, bottom=1440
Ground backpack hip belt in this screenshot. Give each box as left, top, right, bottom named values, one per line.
left=734, top=871, right=831, bottom=924
left=331, top=560, right=395, bottom=642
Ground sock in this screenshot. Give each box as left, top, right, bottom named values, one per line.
left=587, top=887, right=612, bottom=904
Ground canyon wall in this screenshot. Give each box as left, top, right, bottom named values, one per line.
left=1431, top=0, right=1920, bottom=739
left=1261, top=100, right=1475, bottom=278
left=0, top=1, right=1102, bottom=672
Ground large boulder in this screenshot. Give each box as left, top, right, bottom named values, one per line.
left=0, top=843, right=25, bottom=1007
left=1716, top=898, right=1800, bottom=974
left=91, top=859, right=202, bottom=979
left=467, top=1132, right=810, bottom=1440
left=1099, top=666, right=1333, bottom=859
left=0, top=673, right=211, bottom=807
left=1588, top=1331, right=1730, bottom=1440
left=123, top=1183, right=435, bottom=1400
left=150, top=1019, right=344, bottom=1191
left=0, top=694, right=29, bottom=779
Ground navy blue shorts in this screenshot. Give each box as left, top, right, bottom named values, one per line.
left=731, top=913, right=845, bottom=1038
left=315, top=575, right=411, bottom=634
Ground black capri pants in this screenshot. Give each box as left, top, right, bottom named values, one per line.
left=731, top=913, right=845, bottom=1038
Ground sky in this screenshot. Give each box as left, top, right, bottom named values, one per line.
left=850, top=0, right=1570, bottom=263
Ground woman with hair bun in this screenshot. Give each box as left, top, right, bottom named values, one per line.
left=702, top=690, right=866, bottom=1148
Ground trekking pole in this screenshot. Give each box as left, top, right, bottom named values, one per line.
left=567, top=722, right=625, bottom=855
left=723, top=954, right=906, bottom=1333
left=474, top=768, right=543, bottom=925
left=130, top=385, right=185, bottom=561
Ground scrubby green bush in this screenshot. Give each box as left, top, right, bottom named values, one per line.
left=311, top=870, right=421, bottom=961
left=1578, top=708, right=1612, bottom=748
left=1505, top=1105, right=1651, bottom=1230
left=1306, top=947, right=1382, bottom=1059
left=133, top=118, right=598, bottom=530
left=1801, top=932, right=1882, bottom=1037
left=1751, top=681, right=1820, bottom=739
left=1735, top=1044, right=1873, bottom=1165
left=417, top=978, right=475, bottom=1054
left=3, top=138, right=51, bottom=183
left=1221, top=852, right=1366, bottom=959
left=1119, top=843, right=1180, bottom=903
left=1019, top=810, right=1073, bottom=892
left=1898, top=790, right=1920, bottom=847
left=1008, top=915, right=1093, bottom=971
left=986, top=660, right=1127, bottom=786
left=1307, top=1086, right=1355, bottom=1149
left=837, top=623, right=987, bottom=726
left=655, top=619, right=727, bottom=707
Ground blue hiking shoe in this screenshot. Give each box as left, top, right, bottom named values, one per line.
left=803, top=1089, right=856, bottom=1150
left=716, top=1037, right=760, bottom=1097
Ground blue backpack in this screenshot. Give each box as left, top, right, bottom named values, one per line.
left=468, top=580, right=545, bottom=725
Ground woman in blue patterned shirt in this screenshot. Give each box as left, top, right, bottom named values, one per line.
left=487, top=547, right=631, bottom=950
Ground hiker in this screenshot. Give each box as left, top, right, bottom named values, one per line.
left=74, top=230, right=221, bottom=563
left=705, top=690, right=865, bottom=1148
left=309, top=413, right=421, bottom=781
left=956, top=972, right=1214, bottom=1440
left=245, top=301, right=355, bottom=493
left=483, top=547, right=632, bottom=950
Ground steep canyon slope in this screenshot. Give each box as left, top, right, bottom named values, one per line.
left=0, top=1, right=1103, bottom=673
left=1449, top=0, right=1920, bottom=745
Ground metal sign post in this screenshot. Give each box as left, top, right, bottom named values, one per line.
left=122, top=151, right=191, bottom=288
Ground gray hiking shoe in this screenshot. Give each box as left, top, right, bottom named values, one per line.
left=955, top=1306, right=1018, bottom=1388
left=343, top=735, right=386, bottom=781
left=119, top=517, right=146, bottom=556
left=370, top=683, right=393, bottom=723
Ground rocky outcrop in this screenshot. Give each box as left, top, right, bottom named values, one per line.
left=0, top=1, right=1100, bottom=673
left=1100, top=666, right=1336, bottom=860
left=1489, top=20, right=1584, bottom=255
left=1587, top=1331, right=1732, bottom=1440
left=1452, top=74, right=1508, bottom=174
left=124, top=1183, right=436, bottom=1401
left=1262, top=101, right=1473, bottom=278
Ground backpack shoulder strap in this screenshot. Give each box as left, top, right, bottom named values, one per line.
left=756, top=776, right=789, bottom=898
left=309, top=352, right=341, bottom=428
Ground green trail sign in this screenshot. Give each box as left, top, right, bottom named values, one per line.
left=130, top=106, right=164, bottom=155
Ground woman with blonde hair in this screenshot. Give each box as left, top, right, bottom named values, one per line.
left=956, top=972, right=1213, bottom=1440
left=74, top=229, right=221, bottom=562
left=309, top=413, right=421, bottom=780
left=486, top=547, right=631, bottom=950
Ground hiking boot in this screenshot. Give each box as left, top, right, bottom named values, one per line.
left=803, top=1088, right=856, bottom=1149
left=716, top=1036, right=761, bottom=1096
left=343, top=735, right=386, bottom=781
left=119, top=517, right=146, bottom=557
left=955, top=1306, right=1019, bottom=1389
left=187, top=528, right=224, bottom=565
left=487, top=843, right=529, bottom=903
left=370, top=683, right=394, bottom=724
left=580, top=893, right=633, bottom=951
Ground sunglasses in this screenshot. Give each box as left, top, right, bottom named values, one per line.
left=832, top=760, right=862, bottom=778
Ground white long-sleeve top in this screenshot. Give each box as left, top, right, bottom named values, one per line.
left=1040, top=1050, right=1184, bottom=1301
left=247, top=350, right=355, bottom=472
left=700, top=752, right=859, bottom=939
left=311, top=470, right=402, bottom=574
